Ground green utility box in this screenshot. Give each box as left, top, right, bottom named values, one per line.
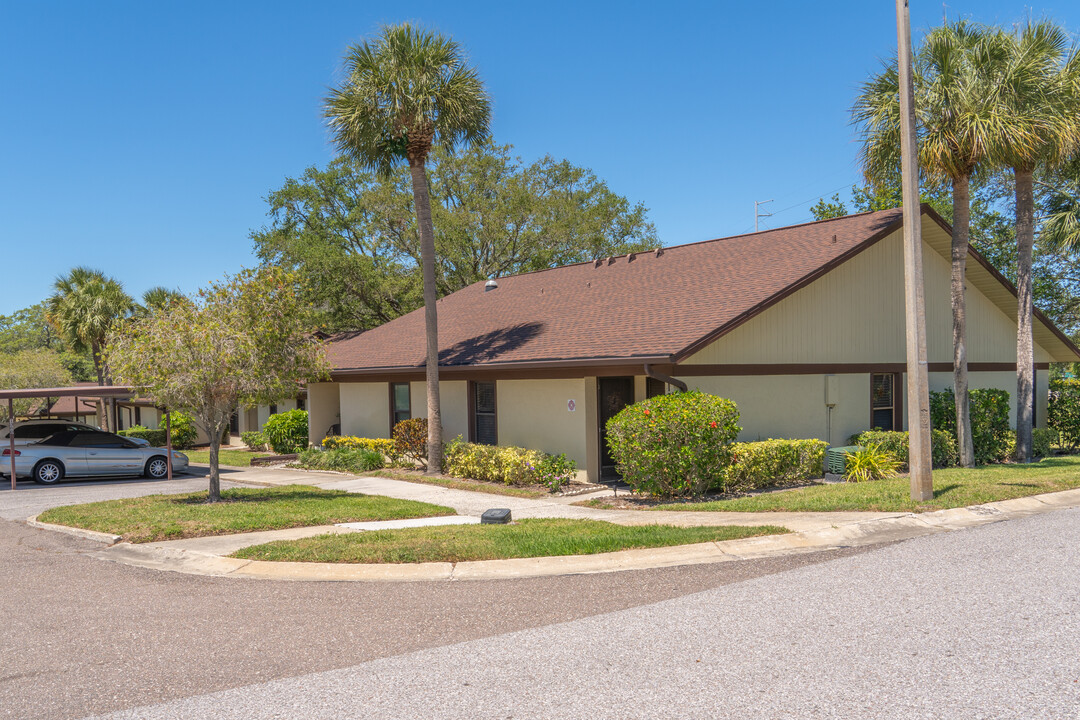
left=825, top=446, right=862, bottom=475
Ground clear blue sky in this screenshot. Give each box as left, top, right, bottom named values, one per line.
left=2, top=0, right=1076, bottom=314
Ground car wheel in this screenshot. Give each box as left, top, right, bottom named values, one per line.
left=145, top=456, right=169, bottom=479
left=32, top=460, right=64, bottom=485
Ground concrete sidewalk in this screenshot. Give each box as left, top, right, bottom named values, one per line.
left=75, top=485, right=1080, bottom=582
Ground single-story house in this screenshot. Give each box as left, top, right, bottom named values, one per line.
left=309, top=205, right=1080, bottom=482
left=29, top=382, right=161, bottom=432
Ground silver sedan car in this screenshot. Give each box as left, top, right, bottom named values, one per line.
left=2, top=430, right=188, bottom=484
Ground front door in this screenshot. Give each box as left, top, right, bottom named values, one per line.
left=598, top=377, right=635, bottom=479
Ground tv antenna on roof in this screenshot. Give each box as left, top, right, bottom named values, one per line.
left=754, top=199, right=774, bottom=232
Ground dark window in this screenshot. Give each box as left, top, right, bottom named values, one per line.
left=871, top=373, right=896, bottom=430
left=229, top=410, right=239, bottom=433
left=472, top=382, right=497, bottom=445
left=14, top=423, right=67, bottom=439
left=70, top=432, right=136, bottom=448
left=391, top=383, right=411, bottom=429
left=134, top=407, right=141, bottom=426
left=296, top=396, right=306, bottom=411
left=268, top=404, right=278, bottom=415
left=646, top=377, right=666, bottom=399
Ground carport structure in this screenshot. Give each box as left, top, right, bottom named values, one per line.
left=1, top=386, right=175, bottom=490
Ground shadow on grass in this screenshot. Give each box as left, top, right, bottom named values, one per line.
left=931, top=483, right=961, bottom=498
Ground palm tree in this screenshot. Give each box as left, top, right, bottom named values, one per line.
left=854, top=21, right=1002, bottom=467
left=989, top=21, right=1080, bottom=461
left=45, top=267, right=135, bottom=431
left=324, top=24, right=491, bottom=473
left=137, top=286, right=187, bottom=316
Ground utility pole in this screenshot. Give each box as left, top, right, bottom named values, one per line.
left=754, top=199, right=773, bottom=232
left=896, top=0, right=934, bottom=501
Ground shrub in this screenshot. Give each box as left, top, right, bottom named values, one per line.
left=848, top=429, right=958, bottom=470
left=393, top=417, right=428, bottom=465
left=295, top=447, right=384, bottom=473
left=1032, top=428, right=1057, bottom=458
left=241, top=430, right=268, bottom=451
left=322, top=435, right=397, bottom=457
left=1049, top=379, right=1080, bottom=451
left=606, top=391, right=741, bottom=497
left=159, top=411, right=198, bottom=449
left=118, top=425, right=168, bottom=447
left=843, top=444, right=901, bottom=482
left=442, top=438, right=577, bottom=490
left=720, top=439, right=827, bottom=493
left=929, top=388, right=1011, bottom=464
left=262, top=409, right=309, bottom=454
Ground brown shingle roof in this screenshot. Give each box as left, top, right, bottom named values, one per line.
left=328, top=207, right=910, bottom=371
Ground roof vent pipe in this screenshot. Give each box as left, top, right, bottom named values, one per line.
left=644, top=364, right=688, bottom=393
left=484, top=279, right=498, bottom=292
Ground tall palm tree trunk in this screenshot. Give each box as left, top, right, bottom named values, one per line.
left=1014, top=167, right=1036, bottom=462
left=408, top=159, right=444, bottom=473
left=91, top=340, right=110, bottom=432
left=951, top=175, right=975, bottom=467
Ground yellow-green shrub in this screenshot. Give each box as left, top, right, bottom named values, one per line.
left=322, top=436, right=396, bottom=455
left=721, top=439, right=828, bottom=492
left=442, top=438, right=577, bottom=490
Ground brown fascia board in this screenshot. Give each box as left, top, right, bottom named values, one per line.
left=0, top=386, right=137, bottom=401
left=330, top=354, right=674, bottom=379
left=922, top=205, right=1080, bottom=361
left=671, top=211, right=907, bottom=364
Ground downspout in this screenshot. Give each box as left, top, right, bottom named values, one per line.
left=644, top=364, right=688, bottom=393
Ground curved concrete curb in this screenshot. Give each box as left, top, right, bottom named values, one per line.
left=48, top=487, right=1080, bottom=582
left=26, top=514, right=121, bottom=545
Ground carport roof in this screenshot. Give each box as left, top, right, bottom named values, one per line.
left=0, top=386, right=136, bottom=401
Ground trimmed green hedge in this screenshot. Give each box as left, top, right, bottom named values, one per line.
left=159, top=411, right=198, bottom=450
left=720, top=439, right=827, bottom=492
left=1049, top=379, right=1080, bottom=451
left=118, top=426, right=168, bottom=447
left=322, top=436, right=397, bottom=457
left=929, top=388, right=1012, bottom=464
left=849, top=429, right=958, bottom=470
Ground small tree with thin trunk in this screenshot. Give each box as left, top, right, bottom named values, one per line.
left=106, top=268, right=329, bottom=501
left=324, top=23, right=491, bottom=473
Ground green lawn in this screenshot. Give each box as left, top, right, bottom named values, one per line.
left=184, top=449, right=274, bottom=467
left=370, top=469, right=551, bottom=499
left=230, top=518, right=787, bottom=564
left=38, top=485, right=456, bottom=543
left=654, top=456, right=1080, bottom=513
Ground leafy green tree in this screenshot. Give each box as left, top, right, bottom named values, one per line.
left=0, top=349, right=72, bottom=422
left=324, top=23, right=491, bottom=473
left=106, top=268, right=329, bottom=501
left=0, top=302, right=95, bottom=380
left=253, top=143, right=658, bottom=331
left=809, top=194, right=848, bottom=220
left=45, top=267, right=135, bottom=430
left=988, top=20, right=1080, bottom=461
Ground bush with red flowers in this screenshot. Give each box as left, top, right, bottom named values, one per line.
left=605, top=390, right=740, bottom=497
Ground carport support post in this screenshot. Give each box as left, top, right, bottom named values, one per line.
left=165, top=408, right=173, bottom=481
left=8, top=399, right=15, bottom=490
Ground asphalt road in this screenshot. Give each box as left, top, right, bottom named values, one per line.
left=74, top=507, right=1080, bottom=720
left=0, top=515, right=873, bottom=720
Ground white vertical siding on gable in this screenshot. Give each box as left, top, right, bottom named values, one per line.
left=683, top=225, right=1050, bottom=365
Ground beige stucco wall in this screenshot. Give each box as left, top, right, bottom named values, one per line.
left=340, top=382, right=390, bottom=438
left=408, top=380, right=469, bottom=441
left=683, top=224, right=1052, bottom=366
left=679, top=374, right=869, bottom=445
left=496, top=378, right=589, bottom=470
left=307, top=382, right=341, bottom=446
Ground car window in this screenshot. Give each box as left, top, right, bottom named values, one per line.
left=69, top=432, right=136, bottom=448
left=15, top=424, right=67, bottom=439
